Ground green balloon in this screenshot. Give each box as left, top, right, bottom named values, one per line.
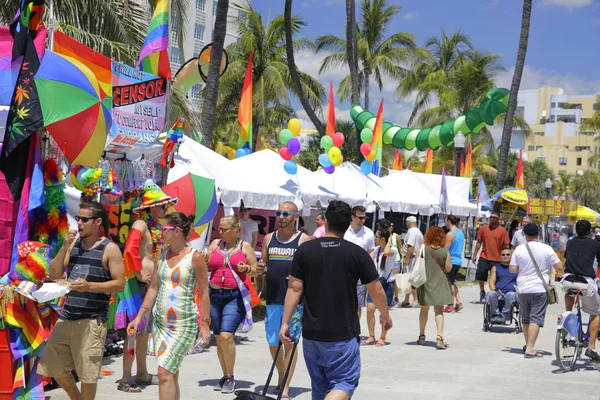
left=321, top=135, right=333, bottom=150
left=279, top=129, right=293, bottom=145
left=439, top=120, right=455, bottom=146
left=428, top=125, right=442, bottom=150
left=415, top=128, right=432, bottom=151
left=383, top=126, right=400, bottom=145
left=355, top=111, right=374, bottom=131
left=364, top=117, right=377, bottom=130
left=350, top=105, right=364, bottom=120
left=360, top=128, right=373, bottom=143
left=382, top=122, right=393, bottom=133
left=393, top=128, right=412, bottom=149
left=453, top=115, right=471, bottom=135
left=466, top=108, right=485, bottom=133
left=404, top=129, right=421, bottom=151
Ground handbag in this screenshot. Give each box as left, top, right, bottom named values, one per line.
left=395, top=266, right=412, bottom=296
left=524, top=242, right=558, bottom=305
left=227, top=261, right=254, bottom=333
left=408, top=245, right=427, bottom=288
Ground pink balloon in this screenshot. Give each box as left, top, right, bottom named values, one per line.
left=279, top=147, right=292, bottom=161
left=360, top=143, right=371, bottom=157
left=333, top=132, right=345, bottom=147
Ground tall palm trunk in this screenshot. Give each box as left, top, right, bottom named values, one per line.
left=496, top=0, right=531, bottom=190
left=346, top=0, right=361, bottom=160
left=284, top=0, right=324, bottom=134
left=364, top=72, right=370, bottom=110
left=201, top=0, right=229, bottom=147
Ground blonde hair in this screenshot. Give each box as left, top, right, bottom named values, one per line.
left=220, top=215, right=241, bottom=232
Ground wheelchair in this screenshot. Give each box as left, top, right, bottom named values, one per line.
left=483, top=294, right=522, bottom=333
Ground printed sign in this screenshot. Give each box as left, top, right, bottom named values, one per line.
left=110, top=61, right=166, bottom=144
left=527, top=199, right=577, bottom=217
left=103, top=133, right=140, bottom=154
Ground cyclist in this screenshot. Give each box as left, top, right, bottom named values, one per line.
left=560, top=220, right=600, bottom=362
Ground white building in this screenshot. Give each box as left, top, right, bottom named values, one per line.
left=169, top=0, right=250, bottom=110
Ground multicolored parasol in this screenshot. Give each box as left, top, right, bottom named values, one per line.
left=162, top=172, right=218, bottom=227
left=33, top=50, right=111, bottom=167
left=491, top=187, right=531, bottom=206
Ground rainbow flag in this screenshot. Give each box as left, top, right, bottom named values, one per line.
left=516, top=149, right=524, bottom=189
left=138, top=0, right=172, bottom=80
left=238, top=50, right=253, bottom=152
left=369, top=99, right=384, bottom=176
left=115, top=250, right=144, bottom=331
left=6, top=300, right=49, bottom=358
left=459, top=154, right=465, bottom=177
left=326, top=81, right=336, bottom=137
left=425, top=148, right=433, bottom=174
left=465, top=144, right=472, bottom=178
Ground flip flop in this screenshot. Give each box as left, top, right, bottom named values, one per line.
left=117, top=383, right=142, bottom=393
left=134, top=374, right=159, bottom=386
left=524, top=352, right=543, bottom=358
left=361, top=336, right=376, bottom=345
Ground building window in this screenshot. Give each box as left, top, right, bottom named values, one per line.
left=535, top=146, right=543, bottom=150
left=170, top=47, right=180, bottom=63
left=577, top=157, right=582, bottom=166
left=213, top=0, right=217, bottom=16
left=191, top=84, right=201, bottom=99
left=575, top=146, right=591, bottom=151
left=537, top=157, right=545, bottom=162
left=559, top=157, right=567, bottom=166
left=557, top=115, right=576, bottom=123
left=550, top=115, right=556, bottom=123
left=551, top=102, right=556, bottom=108
left=528, top=145, right=535, bottom=151
left=194, top=24, right=205, bottom=40
left=196, top=0, right=205, bottom=11
left=534, top=131, right=544, bottom=136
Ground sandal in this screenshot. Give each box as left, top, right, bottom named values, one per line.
left=524, top=352, right=543, bottom=358
left=436, top=335, right=447, bottom=350
left=134, top=374, right=159, bottom=386
left=117, top=383, right=142, bottom=393
left=376, top=337, right=386, bottom=347
left=361, top=335, right=376, bottom=345
left=417, top=334, right=426, bottom=345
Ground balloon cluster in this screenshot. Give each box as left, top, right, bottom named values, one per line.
left=278, top=118, right=302, bottom=175
left=318, top=132, right=345, bottom=174
left=235, top=147, right=252, bottom=158
left=359, top=128, right=376, bottom=175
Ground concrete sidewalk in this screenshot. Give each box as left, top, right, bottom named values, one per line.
left=46, top=285, right=599, bottom=399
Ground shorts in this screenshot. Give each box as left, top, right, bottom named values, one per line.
left=265, top=304, right=303, bottom=346
left=560, top=276, right=600, bottom=316
left=518, top=292, right=548, bottom=327
left=367, top=280, right=394, bottom=305
left=209, top=287, right=245, bottom=335
left=303, top=337, right=361, bottom=399
left=38, top=318, right=107, bottom=384
left=356, top=285, right=367, bottom=308
left=475, top=258, right=497, bottom=282
left=447, top=265, right=461, bottom=285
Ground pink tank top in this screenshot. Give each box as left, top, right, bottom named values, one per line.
left=208, top=241, right=248, bottom=289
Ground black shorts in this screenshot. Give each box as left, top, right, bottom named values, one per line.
left=475, top=258, right=497, bottom=282
left=447, top=265, right=461, bottom=285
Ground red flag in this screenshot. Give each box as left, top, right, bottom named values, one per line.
left=424, top=148, right=433, bottom=174
left=459, top=154, right=465, bottom=177
left=465, top=145, right=473, bottom=178
left=392, top=149, right=402, bottom=170
left=326, top=81, right=336, bottom=137
left=516, top=150, right=524, bottom=188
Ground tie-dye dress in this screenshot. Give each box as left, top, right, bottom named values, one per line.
left=153, top=246, right=198, bottom=373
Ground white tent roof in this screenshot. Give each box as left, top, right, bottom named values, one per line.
left=376, top=171, right=438, bottom=215
left=224, top=150, right=336, bottom=210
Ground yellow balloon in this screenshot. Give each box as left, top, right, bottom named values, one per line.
left=227, top=148, right=236, bottom=160
left=328, top=146, right=341, bottom=160
left=333, top=156, right=343, bottom=167
left=288, top=118, right=301, bottom=136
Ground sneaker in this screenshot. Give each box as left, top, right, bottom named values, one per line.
left=480, top=291, right=486, bottom=303
left=585, top=348, right=600, bottom=362
left=221, top=376, right=235, bottom=394
left=214, top=376, right=226, bottom=391
left=443, top=305, right=455, bottom=313
left=390, top=299, right=398, bottom=307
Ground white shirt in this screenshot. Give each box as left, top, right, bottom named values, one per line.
left=511, top=229, right=527, bottom=248
left=372, top=245, right=398, bottom=282
left=239, top=218, right=259, bottom=246
left=510, top=241, right=560, bottom=294
left=344, top=225, right=375, bottom=253
left=402, top=227, right=424, bottom=268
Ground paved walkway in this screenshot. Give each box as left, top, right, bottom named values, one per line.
left=46, top=285, right=599, bottom=399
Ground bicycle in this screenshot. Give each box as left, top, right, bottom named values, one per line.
left=555, top=288, right=590, bottom=372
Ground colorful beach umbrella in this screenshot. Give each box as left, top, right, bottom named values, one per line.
left=162, top=172, right=218, bottom=227
left=34, top=50, right=111, bottom=167
left=491, top=187, right=531, bottom=206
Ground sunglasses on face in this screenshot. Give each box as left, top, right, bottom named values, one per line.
left=218, top=227, right=233, bottom=233
left=490, top=216, right=499, bottom=220
left=275, top=211, right=296, bottom=218
left=501, top=253, right=511, bottom=257
left=239, top=208, right=249, bottom=213
left=75, top=215, right=98, bottom=223
left=161, top=225, right=177, bottom=233
left=354, top=216, right=366, bottom=221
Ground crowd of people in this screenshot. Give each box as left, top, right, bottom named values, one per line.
left=33, top=179, right=600, bottom=399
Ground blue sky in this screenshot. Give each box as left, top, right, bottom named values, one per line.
left=252, top=0, right=600, bottom=126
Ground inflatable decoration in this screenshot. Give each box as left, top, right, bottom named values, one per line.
left=318, top=82, right=344, bottom=174
left=70, top=165, right=102, bottom=191
left=278, top=118, right=302, bottom=175
left=161, top=116, right=185, bottom=169
left=350, top=88, right=510, bottom=151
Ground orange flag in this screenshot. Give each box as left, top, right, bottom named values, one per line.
left=516, top=149, right=524, bottom=188
left=392, top=149, right=402, bottom=170
left=326, top=81, right=336, bottom=137
left=424, top=148, right=433, bottom=174
left=465, top=145, right=473, bottom=178
left=459, top=154, right=465, bottom=177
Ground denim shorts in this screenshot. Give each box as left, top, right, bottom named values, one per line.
left=265, top=304, right=303, bottom=346
left=303, top=337, right=361, bottom=399
left=209, top=287, right=245, bottom=334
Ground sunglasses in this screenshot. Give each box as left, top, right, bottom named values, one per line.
left=489, top=216, right=499, bottom=220
left=275, top=211, right=296, bottom=217
left=161, top=225, right=178, bottom=233
left=354, top=216, right=366, bottom=220
left=75, top=215, right=98, bottom=223
left=501, top=253, right=511, bottom=257
left=218, top=227, right=233, bottom=233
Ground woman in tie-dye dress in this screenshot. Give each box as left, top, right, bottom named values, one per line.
left=129, top=212, right=211, bottom=400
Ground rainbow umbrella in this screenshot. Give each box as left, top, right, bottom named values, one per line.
left=162, top=172, right=218, bottom=227
left=34, top=50, right=111, bottom=167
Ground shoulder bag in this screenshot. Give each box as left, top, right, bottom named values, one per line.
left=524, top=242, right=558, bottom=305
left=408, top=245, right=427, bottom=288
left=428, top=246, right=448, bottom=275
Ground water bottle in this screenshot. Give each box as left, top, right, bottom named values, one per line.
left=127, top=328, right=135, bottom=356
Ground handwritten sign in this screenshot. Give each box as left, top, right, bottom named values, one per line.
left=104, top=133, right=140, bottom=154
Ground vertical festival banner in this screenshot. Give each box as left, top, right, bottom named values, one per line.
left=110, top=61, right=167, bottom=145
left=101, top=193, right=143, bottom=250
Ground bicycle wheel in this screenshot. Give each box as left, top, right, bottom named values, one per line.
left=555, top=328, right=580, bottom=372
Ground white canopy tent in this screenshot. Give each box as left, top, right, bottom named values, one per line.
left=375, top=171, right=438, bottom=215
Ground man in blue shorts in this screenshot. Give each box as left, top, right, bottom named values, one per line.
left=280, top=200, right=392, bottom=400
left=262, top=201, right=312, bottom=398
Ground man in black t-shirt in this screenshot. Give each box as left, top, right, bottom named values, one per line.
left=561, top=220, right=600, bottom=362
left=279, top=201, right=392, bottom=400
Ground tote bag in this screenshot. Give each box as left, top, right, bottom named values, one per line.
left=408, top=245, right=427, bottom=288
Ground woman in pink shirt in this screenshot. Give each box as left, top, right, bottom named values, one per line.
left=206, top=215, right=261, bottom=394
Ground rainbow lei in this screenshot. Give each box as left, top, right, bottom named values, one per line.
left=140, top=211, right=163, bottom=257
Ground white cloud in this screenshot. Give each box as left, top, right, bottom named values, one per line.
left=403, top=12, right=418, bottom=20
left=494, top=65, right=600, bottom=95
left=540, top=0, right=593, bottom=7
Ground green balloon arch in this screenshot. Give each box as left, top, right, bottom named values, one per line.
left=350, top=88, right=510, bottom=151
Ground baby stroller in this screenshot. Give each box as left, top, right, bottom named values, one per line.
left=483, top=294, right=522, bottom=333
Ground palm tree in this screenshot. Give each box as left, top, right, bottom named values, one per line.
left=316, top=0, right=416, bottom=110
left=583, top=94, right=600, bottom=166
left=345, top=0, right=360, bottom=106
left=201, top=0, right=229, bottom=146
left=283, top=0, right=324, bottom=134
left=213, top=4, right=324, bottom=149
left=496, top=0, right=533, bottom=191
left=554, top=172, right=574, bottom=200
left=571, top=170, right=600, bottom=209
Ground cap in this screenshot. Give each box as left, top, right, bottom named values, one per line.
left=406, top=216, right=417, bottom=223
left=523, top=223, right=539, bottom=236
